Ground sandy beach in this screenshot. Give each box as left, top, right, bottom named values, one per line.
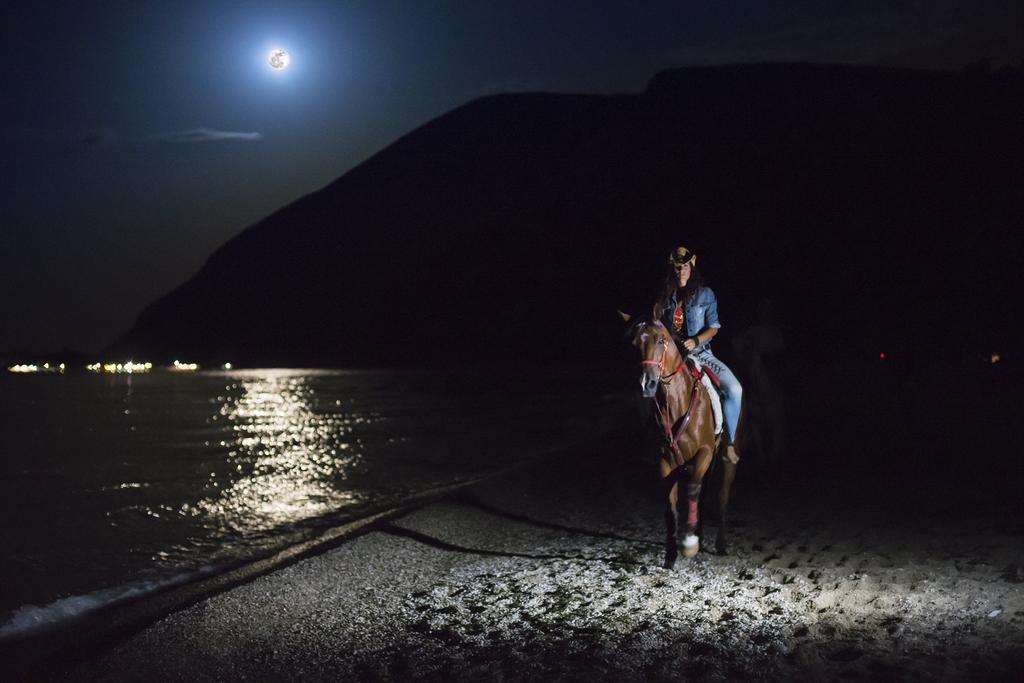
left=7, top=423, right=1022, bottom=681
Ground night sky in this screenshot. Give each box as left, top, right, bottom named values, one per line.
left=2, top=1, right=1020, bottom=353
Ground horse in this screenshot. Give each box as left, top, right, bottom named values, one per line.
left=624, top=314, right=739, bottom=568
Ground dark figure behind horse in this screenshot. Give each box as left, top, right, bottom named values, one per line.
left=627, top=317, right=740, bottom=569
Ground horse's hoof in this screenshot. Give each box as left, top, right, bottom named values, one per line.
left=663, top=558, right=676, bottom=570
left=716, top=544, right=729, bottom=556
left=682, top=534, right=700, bottom=558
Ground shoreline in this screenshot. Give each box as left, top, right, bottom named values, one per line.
left=0, top=465, right=539, bottom=676
left=7, top=428, right=1024, bottom=680
left=0, top=425, right=626, bottom=677
left=1, top=497, right=424, bottom=676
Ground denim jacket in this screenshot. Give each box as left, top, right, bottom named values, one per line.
left=660, top=286, right=722, bottom=353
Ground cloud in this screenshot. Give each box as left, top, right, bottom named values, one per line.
left=150, top=128, right=263, bottom=143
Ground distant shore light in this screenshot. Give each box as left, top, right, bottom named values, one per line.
left=102, top=361, right=151, bottom=374
left=8, top=364, right=40, bottom=373
left=8, top=363, right=65, bottom=374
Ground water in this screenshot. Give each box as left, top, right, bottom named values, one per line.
left=0, top=368, right=629, bottom=637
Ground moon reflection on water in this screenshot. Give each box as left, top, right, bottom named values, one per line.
left=190, top=370, right=372, bottom=534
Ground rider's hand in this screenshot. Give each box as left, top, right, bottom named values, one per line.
left=683, top=337, right=698, bottom=351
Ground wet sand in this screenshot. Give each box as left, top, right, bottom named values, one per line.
left=28, top=428, right=1024, bottom=680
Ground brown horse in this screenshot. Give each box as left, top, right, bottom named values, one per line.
left=625, top=316, right=739, bottom=568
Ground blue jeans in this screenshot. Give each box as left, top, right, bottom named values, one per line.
left=694, top=350, right=743, bottom=443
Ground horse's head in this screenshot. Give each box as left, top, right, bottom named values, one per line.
left=622, top=312, right=679, bottom=398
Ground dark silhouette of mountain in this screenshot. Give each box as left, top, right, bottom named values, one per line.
left=110, top=63, right=1024, bottom=367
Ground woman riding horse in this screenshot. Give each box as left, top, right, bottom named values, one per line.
left=655, top=245, right=743, bottom=465
left=627, top=245, right=742, bottom=566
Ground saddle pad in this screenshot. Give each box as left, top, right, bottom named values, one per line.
left=688, top=355, right=723, bottom=435
left=701, top=373, right=724, bottom=436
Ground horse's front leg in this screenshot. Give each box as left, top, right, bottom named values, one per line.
left=682, top=449, right=713, bottom=558
left=661, top=457, right=680, bottom=569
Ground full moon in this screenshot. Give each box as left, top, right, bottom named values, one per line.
left=268, top=48, right=290, bottom=70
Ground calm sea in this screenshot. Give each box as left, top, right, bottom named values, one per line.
left=0, top=368, right=631, bottom=637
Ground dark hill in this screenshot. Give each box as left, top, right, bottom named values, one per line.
left=111, top=63, right=1024, bottom=367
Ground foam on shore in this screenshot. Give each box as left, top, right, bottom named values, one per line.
left=0, top=567, right=217, bottom=640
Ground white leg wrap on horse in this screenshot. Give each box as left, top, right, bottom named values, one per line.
left=683, top=534, right=699, bottom=548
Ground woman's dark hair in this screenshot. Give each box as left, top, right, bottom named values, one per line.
left=652, top=264, right=704, bottom=320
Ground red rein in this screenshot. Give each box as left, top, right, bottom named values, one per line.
left=641, top=358, right=684, bottom=382
left=648, top=361, right=702, bottom=458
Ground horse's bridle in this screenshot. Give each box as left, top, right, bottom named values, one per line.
left=640, top=326, right=684, bottom=384
left=639, top=323, right=703, bottom=458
